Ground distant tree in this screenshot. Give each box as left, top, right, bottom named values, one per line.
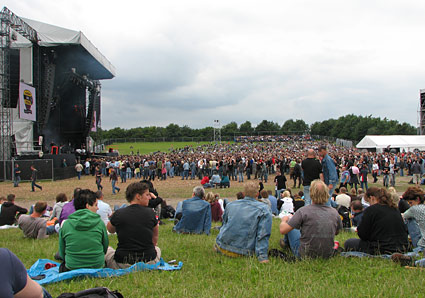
left=165, top=123, right=181, bottom=138
left=281, top=119, right=308, bottom=134
left=239, top=121, right=253, bottom=134
left=221, top=121, right=238, bottom=137
left=255, top=120, right=280, bottom=135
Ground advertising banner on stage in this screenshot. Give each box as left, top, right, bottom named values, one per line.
left=19, top=82, right=36, bottom=121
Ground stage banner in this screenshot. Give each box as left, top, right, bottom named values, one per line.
left=19, top=82, right=36, bottom=121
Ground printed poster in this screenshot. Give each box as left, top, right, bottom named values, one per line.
left=19, top=82, right=36, bottom=121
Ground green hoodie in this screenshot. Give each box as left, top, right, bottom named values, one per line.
left=59, top=209, right=108, bottom=270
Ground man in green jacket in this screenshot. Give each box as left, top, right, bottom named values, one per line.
left=59, top=189, right=108, bottom=272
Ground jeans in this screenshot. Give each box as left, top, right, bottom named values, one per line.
left=400, top=168, right=404, bottom=177
left=303, top=185, right=311, bottom=206
left=383, top=174, right=389, bottom=187
left=191, top=169, right=196, bottom=179
left=182, top=170, right=189, bottom=180
left=14, top=176, right=20, bottom=187
left=85, top=167, right=89, bottom=175
left=286, top=228, right=301, bottom=258
left=325, top=184, right=337, bottom=207
left=46, top=225, right=56, bottom=235
left=111, top=180, right=120, bottom=194
left=390, top=174, right=396, bottom=187
left=238, top=172, right=244, bottom=182
left=77, top=171, right=81, bottom=180
left=406, top=218, right=422, bottom=248
left=360, top=181, right=368, bottom=190
left=31, top=181, right=42, bottom=191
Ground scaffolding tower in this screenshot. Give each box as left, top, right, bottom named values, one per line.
left=0, top=7, right=38, bottom=161
left=420, top=90, right=425, bottom=135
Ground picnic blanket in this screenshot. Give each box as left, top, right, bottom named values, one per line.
left=28, top=258, right=183, bottom=285
left=0, top=224, right=19, bottom=230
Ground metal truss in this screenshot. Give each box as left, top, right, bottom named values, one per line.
left=0, top=7, right=38, bottom=160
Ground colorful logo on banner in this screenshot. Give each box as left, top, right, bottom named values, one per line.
left=19, top=82, right=36, bottom=121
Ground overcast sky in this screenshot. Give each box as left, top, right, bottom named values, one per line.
left=6, top=0, right=425, bottom=129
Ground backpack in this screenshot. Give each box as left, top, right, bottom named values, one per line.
left=337, top=206, right=351, bottom=228
left=57, top=287, right=124, bottom=298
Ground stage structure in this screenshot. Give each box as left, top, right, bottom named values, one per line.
left=0, top=7, right=115, bottom=162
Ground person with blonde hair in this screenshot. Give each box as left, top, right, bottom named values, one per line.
left=206, top=192, right=223, bottom=222
left=279, top=179, right=342, bottom=258
left=215, top=181, right=272, bottom=263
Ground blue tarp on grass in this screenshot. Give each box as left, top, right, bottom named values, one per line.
left=28, top=258, right=183, bottom=285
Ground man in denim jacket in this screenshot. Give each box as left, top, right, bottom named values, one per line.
left=215, top=182, right=272, bottom=263
left=318, top=145, right=338, bottom=207
left=173, top=186, right=211, bottom=235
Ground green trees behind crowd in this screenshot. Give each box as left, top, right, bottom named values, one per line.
left=97, top=114, right=416, bottom=142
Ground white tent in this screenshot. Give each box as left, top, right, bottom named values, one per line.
left=356, top=135, right=425, bottom=152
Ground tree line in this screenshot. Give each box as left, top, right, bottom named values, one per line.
left=96, top=114, right=416, bottom=142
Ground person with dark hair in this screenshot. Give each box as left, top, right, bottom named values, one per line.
left=59, top=188, right=81, bottom=225
left=401, top=187, right=425, bottom=251
left=259, top=189, right=272, bottom=210
left=0, top=194, right=27, bottom=226
left=351, top=200, right=364, bottom=227
left=318, top=146, right=338, bottom=207
left=18, top=201, right=55, bottom=239
left=30, top=165, right=42, bottom=192
left=173, top=186, right=211, bottom=234
left=160, top=200, right=176, bottom=219
left=13, top=163, right=21, bottom=187
left=0, top=248, right=52, bottom=298
left=110, top=168, right=120, bottom=194
left=344, top=187, right=409, bottom=255
left=59, top=189, right=108, bottom=272
left=50, top=193, right=68, bottom=220
left=236, top=192, right=245, bottom=200
left=106, top=182, right=161, bottom=268
left=95, top=165, right=103, bottom=191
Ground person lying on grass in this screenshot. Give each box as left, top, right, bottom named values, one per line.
left=344, top=187, right=409, bottom=255
left=279, top=179, right=342, bottom=259
left=106, top=182, right=161, bottom=268
left=215, top=181, right=272, bottom=263
left=18, top=201, right=56, bottom=239
left=59, top=189, right=108, bottom=272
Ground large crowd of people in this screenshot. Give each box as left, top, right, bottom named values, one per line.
left=1, top=139, right=425, bottom=296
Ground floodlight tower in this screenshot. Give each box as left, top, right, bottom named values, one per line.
left=213, top=119, right=221, bottom=144
left=420, top=89, right=425, bottom=135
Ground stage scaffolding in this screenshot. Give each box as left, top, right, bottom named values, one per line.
left=0, top=7, right=38, bottom=161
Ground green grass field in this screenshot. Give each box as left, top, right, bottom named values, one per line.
left=2, top=221, right=424, bottom=297
left=106, top=141, right=228, bottom=155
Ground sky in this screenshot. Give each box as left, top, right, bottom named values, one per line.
left=5, top=0, right=425, bottom=129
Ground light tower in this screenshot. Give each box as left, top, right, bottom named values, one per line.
left=213, top=119, right=221, bottom=143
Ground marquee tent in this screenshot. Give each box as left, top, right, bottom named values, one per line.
left=356, top=135, right=425, bottom=152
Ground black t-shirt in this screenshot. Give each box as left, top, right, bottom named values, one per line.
left=110, top=204, right=158, bottom=263
left=357, top=204, right=408, bottom=254
left=301, top=158, right=323, bottom=186
left=274, top=175, right=287, bottom=190
left=0, top=248, right=27, bottom=298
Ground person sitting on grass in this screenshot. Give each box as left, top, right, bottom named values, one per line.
left=173, top=186, right=211, bottom=235
left=0, top=194, right=28, bottom=226
left=50, top=193, right=68, bottom=220
left=206, top=192, right=223, bottom=222
left=344, top=187, right=409, bottom=255
left=106, top=182, right=161, bottom=268
left=267, top=190, right=279, bottom=215
left=258, top=189, right=272, bottom=211
left=59, top=189, right=108, bottom=272
left=215, top=182, right=272, bottom=263
left=0, top=248, right=52, bottom=298
left=351, top=200, right=364, bottom=227
left=18, top=202, right=56, bottom=239
left=59, top=188, right=81, bottom=225
left=279, top=179, right=342, bottom=259
left=400, top=187, right=425, bottom=252
left=210, top=172, right=221, bottom=188
left=201, top=174, right=212, bottom=188
left=220, top=174, right=230, bottom=188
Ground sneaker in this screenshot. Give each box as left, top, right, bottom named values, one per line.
left=391, top=253, right=414, bottom=267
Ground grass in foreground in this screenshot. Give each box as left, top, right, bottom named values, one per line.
left=1, top=220, right=424, bottom=297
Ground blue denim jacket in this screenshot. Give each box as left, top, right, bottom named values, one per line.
left=173, top=197, right=211, bottom=235
left=322, top=154, right=338, bottom=185
left=216, top=197, right=272, bottom=261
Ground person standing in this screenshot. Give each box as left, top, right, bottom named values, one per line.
left=274, top=170, right=287, bottom=200
left=110, top=169, right=120, bottom=195
left=75, top=161, right=83, bottom=180
left=95, top=166, right=103, bottom=191
left=84, top=159, right=90, bottom=175
left=13, top=163, right=21, bottom=187
left=30, top=165, right=42, bottom=192
left=302, top=149, right=323, bottom=206
left=318, top=145, right=338, bottom=207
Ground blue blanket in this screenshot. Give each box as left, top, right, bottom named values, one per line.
left=28, top=259, right=183, bottom=285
